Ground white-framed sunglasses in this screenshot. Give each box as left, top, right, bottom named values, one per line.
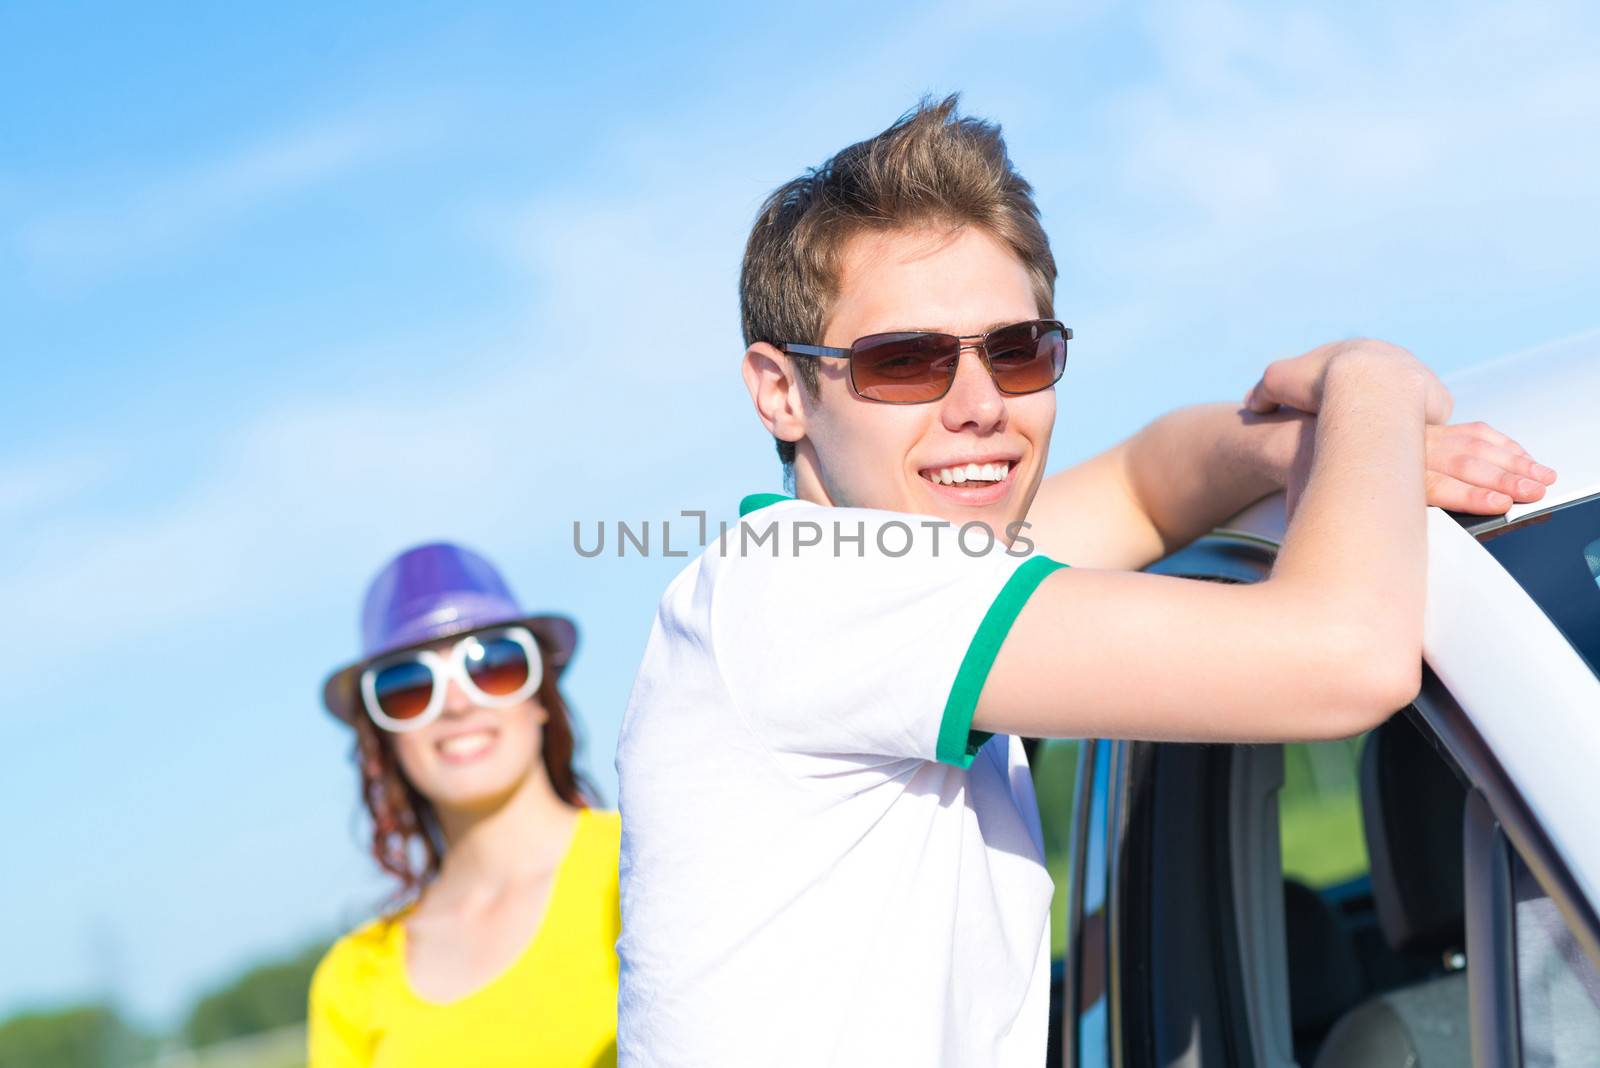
left=359, top=625, right=544, bottom=733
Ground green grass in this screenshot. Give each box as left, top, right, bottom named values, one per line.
left=1032, top=739, right=1080, bottom=959
left=1280, top=737, right=1369, bottom=888
left=1280, top=790, right=1368, bottom=887
left=137, top=1025, right=306, bottom=1068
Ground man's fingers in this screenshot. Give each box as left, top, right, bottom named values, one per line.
left=1425, top=381, right=1453, bottom=425
left=1436, top=451, right=1550, bottom=502
left=1428, top=433, right=1558, bottom=487
left=1425, top=472, right=1514, bottom=514
left=1450, top=419, right=1523, bottom=451
left=1261, top=359, right=1318, bottom=412
left=1243, top=380, right=1279, bottom=413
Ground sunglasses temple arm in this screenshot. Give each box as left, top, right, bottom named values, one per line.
left=779, top=343, right=852, bottom=359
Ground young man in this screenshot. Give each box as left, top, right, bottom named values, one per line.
left=615, top=98, right=1554, bottom=1066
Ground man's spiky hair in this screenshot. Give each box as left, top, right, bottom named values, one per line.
left=740, top=94, right=1057, bottom=467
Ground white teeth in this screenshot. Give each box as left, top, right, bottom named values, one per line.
left=925, top=462, right=1012, bottom=486
left=439, top=732, right=493, bottom=757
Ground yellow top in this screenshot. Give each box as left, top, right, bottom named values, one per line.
left=308, top=809, right=621, bottom=1068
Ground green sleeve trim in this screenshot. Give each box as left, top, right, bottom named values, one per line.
left=739, top=492, right=792, bottom=517
left=936, top=555, right=1068, bottom=767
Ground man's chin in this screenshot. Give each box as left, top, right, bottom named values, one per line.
left=911, top=499, right=1022, bottom=548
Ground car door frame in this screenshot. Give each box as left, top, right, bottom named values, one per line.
left=1058, top=523, right=1600, bottom=1067
left=1061, top=532, right=1279, bottom=1067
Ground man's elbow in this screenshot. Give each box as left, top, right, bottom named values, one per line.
left=1298, top=622, right=1422, bottom=740
left=1356, top=652, right=1422, bottom=728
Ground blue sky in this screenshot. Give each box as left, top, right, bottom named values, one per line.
left=3, top=0, right=1599, bottom=1027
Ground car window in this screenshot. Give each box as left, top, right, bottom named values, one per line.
left=1032, top=737, right=1083, bottom=1068
left=1033, top=737, right=1081, bottom=959
left=1281, top=737, right=1369, bottom=888
left=1279, top=719, right=1474, bottom=1068
left=1511, top=849, right=1600, bottom=1066
left=1480, top=493, right=1600, bottom=677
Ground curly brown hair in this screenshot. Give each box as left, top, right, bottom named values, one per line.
left=347, top=643, right=591, bottom=905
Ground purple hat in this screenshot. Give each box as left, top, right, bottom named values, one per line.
left=321, top=542, right=578, bottom=724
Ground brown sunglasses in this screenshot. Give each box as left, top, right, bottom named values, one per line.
left=779, top=319, right=1071, bottom=404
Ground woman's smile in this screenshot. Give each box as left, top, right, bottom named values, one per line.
left=434, top=727, right=499, bottom=765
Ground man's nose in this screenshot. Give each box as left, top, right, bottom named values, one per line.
left=939, top=347, right=1006, bottom=434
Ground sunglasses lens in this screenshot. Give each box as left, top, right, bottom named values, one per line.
left=370, top=660, right=435, bottom=722
left=988, top=321, right=1068, bottom=395
left=463, top=633, right=534, bottom=698
left=850, top=333, right=959, bottom=403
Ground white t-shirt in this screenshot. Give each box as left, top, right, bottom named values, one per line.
left=616, top=495, right=1065, bottom=1067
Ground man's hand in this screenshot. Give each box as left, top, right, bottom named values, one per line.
left=1244, top=338, right=1454, bottom=423
left=1028, top=338, right=1557, bottom=572
left=1248, top=339, right=1557, bottom=515
left=1423, top=421, right=1557, bottom=513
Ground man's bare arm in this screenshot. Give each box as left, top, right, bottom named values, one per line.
left=1027, top=357, right=1556, bottom=571
left=1024, top=403, right=1297, bottom=569
left=976, top=343, right=1430, bottom=744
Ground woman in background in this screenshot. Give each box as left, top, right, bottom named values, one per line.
left=310, top=542, right=618, bottom=1067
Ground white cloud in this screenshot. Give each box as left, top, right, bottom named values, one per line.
left=0, top=94, right=796, bottom=696
left=1096, top=1, right=1600, bottom=261
left=16, top=103, right=448, bottom=288
left=996, top=0, right=1600, bottom=420
left=0, top=450, right=108, bottom=526
left=0, top=300, right=764, bottom=686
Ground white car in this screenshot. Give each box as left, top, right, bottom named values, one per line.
left=1038, top=335, right=1600, bottom=1067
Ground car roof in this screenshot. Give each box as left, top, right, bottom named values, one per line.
left=1445, top=329, right=1600, bottom=522
left=1220, top=329, right=1600, bottom=545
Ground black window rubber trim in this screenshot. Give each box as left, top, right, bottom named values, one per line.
left=1464, top=788, right=1523, bottom=1068
left=1415, top=668, right=1600, bottom=974
left=1061, top=738, right=1098, bottom=1068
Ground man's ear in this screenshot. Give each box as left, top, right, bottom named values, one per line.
left=742, top=342, right=807, bottom=445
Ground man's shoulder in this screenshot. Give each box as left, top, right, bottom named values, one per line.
left=654, top=497, right=822, bottom=595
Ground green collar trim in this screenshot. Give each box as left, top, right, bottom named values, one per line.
left=739, top=492, right=792, bottom=517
